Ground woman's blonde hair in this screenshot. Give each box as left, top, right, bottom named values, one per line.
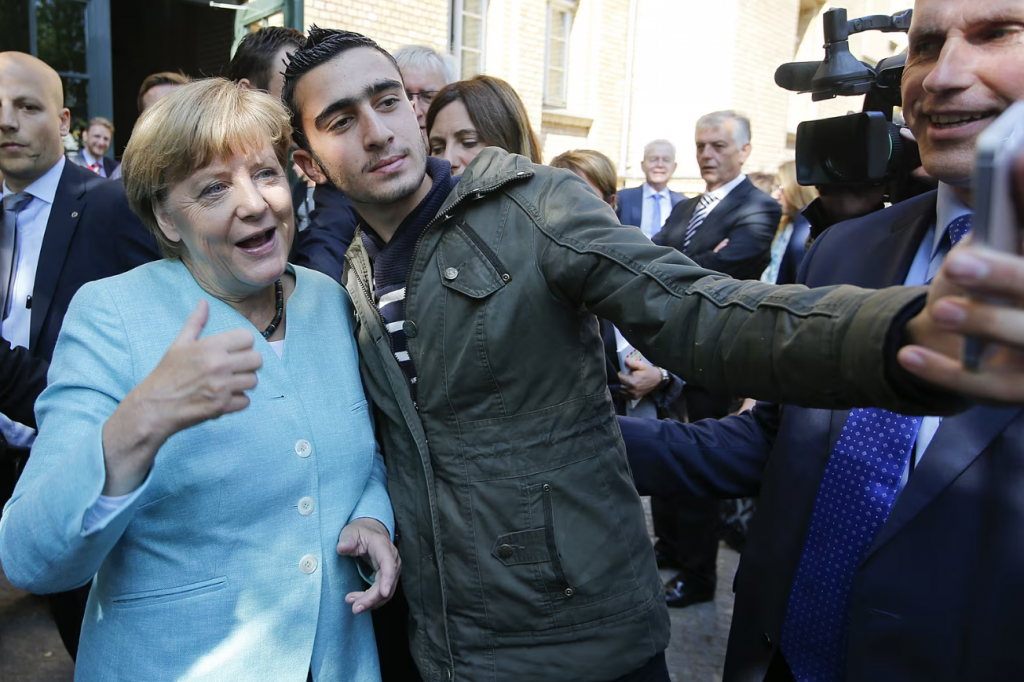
left=777, top=160, right=818, bottom=222
left=549, top=149, right=618, bottom=206
left=121, top=77, right=293, bottom=259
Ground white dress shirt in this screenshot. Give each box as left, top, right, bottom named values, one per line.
left=80, top=149, right=107, bottom=178
left=704, top=173, right=747, bottom=212
left=640, top=183, right=672, bottom=239
left=0, top=156, right=65, bottom=447
left=898, top=182, right=971, bottom=488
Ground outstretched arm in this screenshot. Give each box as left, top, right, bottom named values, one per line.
left=618, top=401, right=780, bottom=499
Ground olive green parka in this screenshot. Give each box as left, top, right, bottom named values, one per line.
left=342, top=148, right=958, bottom=682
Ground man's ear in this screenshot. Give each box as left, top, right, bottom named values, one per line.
left=58, top=108, right=71, bottom=137
left=293, top=149, right=329, bottom=185
left=739, top=143, right=752, bottom=165
left=238, top=78, right=254, bottom=91
left=153, top=199, right=182, bottom=245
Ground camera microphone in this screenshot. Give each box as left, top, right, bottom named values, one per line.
left=774, top=62, right=821, bottom=93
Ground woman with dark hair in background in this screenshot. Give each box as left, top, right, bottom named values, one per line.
left=426, top=75, right=541, bottom=174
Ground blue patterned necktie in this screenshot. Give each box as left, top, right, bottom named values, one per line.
left=650, top=193, right=662, bottom=233
left=946, top=214, right=972, bottom=248
left=781, top=212, right=972, bottom=682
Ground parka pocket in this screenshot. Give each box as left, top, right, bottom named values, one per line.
left=470, top=451, right=642, bottom=634
left=437, top=221, right=509, bottom=299
left=111, top=576, right=227, bottom=609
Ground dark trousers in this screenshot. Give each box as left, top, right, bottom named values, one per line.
left=651, top=385, right=734, bottom=587
left=48, top=585, right=90, bottom=660
left=372, top=581, right=423, bottom=682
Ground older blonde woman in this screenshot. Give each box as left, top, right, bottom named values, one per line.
left=0, top=79, right=397, bottom=681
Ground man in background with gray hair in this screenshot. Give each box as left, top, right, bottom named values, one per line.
left=652, top=110, right=781, bottom=608
left=655, top=110, right=779, bottom=279
left=393, top=45, right=457, bottom=145
left=617, top=139, right=685, bottom=239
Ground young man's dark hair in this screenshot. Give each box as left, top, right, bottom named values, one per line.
left=282, top=25, right=401, bottom=151
left=136, top=71, right=188, bottom=114
left=227, top=26, right=305, bottom=92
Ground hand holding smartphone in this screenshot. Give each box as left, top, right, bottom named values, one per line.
left=962, top=101, right=1024, bottom=370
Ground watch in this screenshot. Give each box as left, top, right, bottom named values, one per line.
left=658, top=367, right=670, bottom=387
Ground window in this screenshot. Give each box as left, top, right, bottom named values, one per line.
left=544, top=1, right=574, bottom=108
left=452, top=0, right=486, bottom=79
left=1, top=0, right=93, bottom=127
left=228, top=0, right=303, bottom=55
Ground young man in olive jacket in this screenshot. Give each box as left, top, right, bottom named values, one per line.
left=285, top=28, right=1024, bottom=682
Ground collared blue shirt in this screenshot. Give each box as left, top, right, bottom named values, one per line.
left=0, top=155, right=65, bottom=446
left=640, top=183, right=671, bottom=239
left=900, top=182, right=971, bottom=485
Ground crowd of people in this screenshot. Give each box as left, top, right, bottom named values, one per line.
left=2, top=0, right=1024, bottom=680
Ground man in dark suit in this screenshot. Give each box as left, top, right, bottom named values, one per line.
left=616, top=139, right=685, bottom=238
left=654, top=111, right=780, bottom=280
left=619, top=1, right=1024, bottom=677
left=0, top=50, right=159, bottom=659
left=68, top=116, right=119, bottom=178
left=648, top=111, right=782, bottom=608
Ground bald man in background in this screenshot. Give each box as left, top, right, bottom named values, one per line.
left=0, top=51, right=159, bottom=658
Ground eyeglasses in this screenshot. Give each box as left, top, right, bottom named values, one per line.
left=406, top=90, right=440, bottom=106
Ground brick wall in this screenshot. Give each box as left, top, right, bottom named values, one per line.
left=303, top=0, right=449, bottom=53
left=731, top=0, right=800, bottom=174
left=300, top=0, right=905, bottom=188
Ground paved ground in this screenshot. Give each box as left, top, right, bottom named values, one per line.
left=0, top=496, right=738, bottom=681
left=0, top=575, right=74, bottom=681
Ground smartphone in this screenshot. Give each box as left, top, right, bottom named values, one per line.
left=963, top=101, right=1024, bottom=370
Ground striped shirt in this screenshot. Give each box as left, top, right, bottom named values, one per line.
left=360, top=157, right=456, bottom=399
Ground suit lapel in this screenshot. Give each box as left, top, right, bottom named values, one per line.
left=849, top=194, right=1017, bottom=558
left=30, top=163, right=88, bottom=351
left=629, top=189, right=643, bottom=229
left=867, top=406, right=1022, bottom=557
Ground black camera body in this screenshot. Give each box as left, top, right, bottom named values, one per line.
left=775, top=8, right=917, bottom=187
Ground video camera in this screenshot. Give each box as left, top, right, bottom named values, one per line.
left=775, top=8, right=918, bottom=188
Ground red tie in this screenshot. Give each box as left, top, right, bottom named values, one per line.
left=88, top=163, right=101, bottom=174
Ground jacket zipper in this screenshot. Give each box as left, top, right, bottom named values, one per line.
left=456, top=220, right=511, bottom=282
left=346, top=249, right=393, bottom=353
left=403, top=169, right=531, bottom=288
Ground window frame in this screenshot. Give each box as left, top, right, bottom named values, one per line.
left=451, top=0, right=487, bottom=79
left=23, top=0, right=114, bottom=145
left=230, top=0, right=303, bottom=55
left=543, top=0, right=575, bottom=108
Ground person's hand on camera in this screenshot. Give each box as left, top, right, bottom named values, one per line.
left=618, top=358, right=665, bottom=400
left=101, top=300, right=263, bottom=496
left=339, top=518, right=401, bottom=614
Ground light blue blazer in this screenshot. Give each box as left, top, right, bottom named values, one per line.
left=0, top=260, right=393, bottom=682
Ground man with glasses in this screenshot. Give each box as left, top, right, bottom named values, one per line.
left=393, top=45, right=458, bottom=146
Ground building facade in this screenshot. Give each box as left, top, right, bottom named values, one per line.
left=3, top=0, right=909, bottom=191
